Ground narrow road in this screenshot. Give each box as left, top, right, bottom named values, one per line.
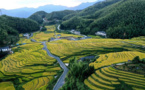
left=42, top=42, right=69, bottom=90
left=57, top=24, right=61, bottom=30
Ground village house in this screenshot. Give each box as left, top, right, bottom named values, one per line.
left=23, top=33, right=29, bottom=39
left=70, top=29, right=81, bottom=35
left=0, top=46, right=12, bottom=52
left=95, top=31, right=107, bottom=38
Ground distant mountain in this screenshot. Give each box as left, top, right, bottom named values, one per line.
left=2, top=8, right=34, bottom=18
left=69, top=2, right=97, bottom=10
left=1, top=2, right=97, bottom=18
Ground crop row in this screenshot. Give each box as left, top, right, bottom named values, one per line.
left=85, top=66, right=145, bottom=90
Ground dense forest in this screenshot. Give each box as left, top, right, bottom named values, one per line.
left=0, top=15, right=39, bottom=46
left=29, top=10, right=77, bottom=25
left=60, top=57, right=95, bottom=90
left=28, top=11, right=48, bottom=24
left=60, top=0, right=145, bottom=39
left=46, top=10, right=78, bottom=20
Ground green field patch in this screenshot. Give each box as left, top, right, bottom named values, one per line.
left=21, top=69, right=43, bottom=74
left=0, top=82, right=15, bottom=90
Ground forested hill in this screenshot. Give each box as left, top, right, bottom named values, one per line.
left=29, top=10, right=78, bottom=24
left=0, top=15, right=39, bottom=47
left=60, top=0, right=145, bottom=39
left=28, top=11, right=48, bottom=24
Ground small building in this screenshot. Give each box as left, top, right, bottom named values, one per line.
left=70, top=29, right=80, bottom=35
left=70, top=29, right=75, bottom=34
left=23, top=33, right=29, bottom=37
left=74, top=31, right=81, bottom=35
left=0, top=46, right=11, bottom=52
left=23, top=33, right=29, bottom=39
left=95, top=31, right=107, bottom=38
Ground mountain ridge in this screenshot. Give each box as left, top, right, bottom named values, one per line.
left=1, top=2, right=97, bottom=18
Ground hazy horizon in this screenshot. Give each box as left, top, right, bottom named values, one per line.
left=0, top=0, right=104, bottom=10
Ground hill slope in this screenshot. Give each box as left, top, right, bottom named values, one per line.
left=60, top=0, right=145, bottom=39
left=0, top=15, right=39, bottom=46
left=29, top=10, right=78, bottom=24
left=28, top=11, right=48, bottom=24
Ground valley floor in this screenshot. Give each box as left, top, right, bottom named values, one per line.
left=0, top=25, right=145, bottom=90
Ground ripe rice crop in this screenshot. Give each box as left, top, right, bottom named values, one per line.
left=0, top=43, right=61, bottom=89
left=85, top=66, right=145, bottom=90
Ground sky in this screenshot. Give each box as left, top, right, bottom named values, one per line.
left=0, top=0, right=100, bottom=10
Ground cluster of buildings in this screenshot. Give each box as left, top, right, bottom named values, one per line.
left=95, top=31, right=107, bottom=38
left=0, top=46, right=13, bottom=54
left=23, top=33, right=33, bottom=39
left=70, top=29, right=81, bottom=35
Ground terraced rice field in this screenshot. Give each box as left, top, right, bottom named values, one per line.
left=0, top=43, right=61, bottom=89
left=17, top=34, right=32, bottom=44
left=90, top=51, right=145, bottom=69
left=85, top=66, right=145, bottom=90
left=22, top=76, right=53, bottom=90
left=0, top=82, right=15, bottom=90
left=47, top=39, right=145, bottom=63
left=31, top=25, right=82, bottom=42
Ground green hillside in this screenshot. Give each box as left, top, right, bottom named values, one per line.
left=29, top=10, right=77, bottom=25
left=28, top=11, right=48, bottom=24
left=0, top=15, right=39, bottom=46
left=60, top=0, right=145, bottom=39
left=46, top=10, right=77, bottom=20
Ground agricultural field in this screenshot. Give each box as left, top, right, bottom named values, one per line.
left=85, top=66, right=145, bottom=90
left=0, top=82, right=15, bottom=90
left=90, top=51, right=145, bottom=69
left=17, top=34, right=32, bottom=44
left=31, top=25, right=82, bottom=42
left=2, top=24, right=145, bottom=89
left=47, top=38, right=145, bottom=63
left=0, top=43, right=61, bottom=90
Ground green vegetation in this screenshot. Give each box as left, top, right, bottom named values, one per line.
left=1, top=15, right=39, bottom=33
left=0, top=15, right=39, bottom=46
left=60, top=58, right=95, bottom=90
left=60, top=0, right=145, bottom=39
left=0, top=82, right=15, bottom=90
left=28, top=11, right=48, bottom=24
left=29, top=10, right=77, bottom=25
left=115, top=56, right=145, bottom=74
left=46, top=10, right=77, bottom=20
left=0, top=23, right=19, bottom=47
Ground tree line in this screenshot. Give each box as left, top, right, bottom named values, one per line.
left=0, top=15, right=39, bottom=46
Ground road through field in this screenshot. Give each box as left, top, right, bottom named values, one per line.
left=42, top=42, right=69, bottom=90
